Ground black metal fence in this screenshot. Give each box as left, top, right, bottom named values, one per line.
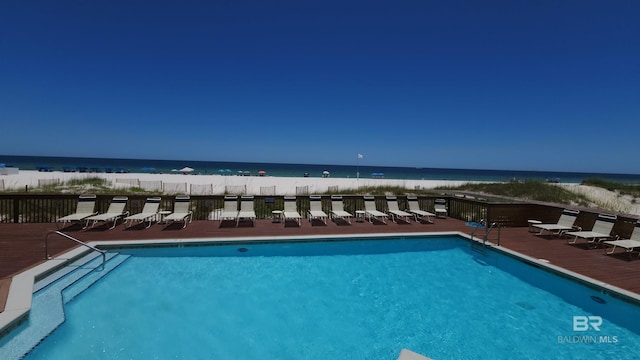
left=0, top=194, right=517, bottom=225
left=4, top=193, right=640, bottom=244
left=3, top=193, right=638, bottom=237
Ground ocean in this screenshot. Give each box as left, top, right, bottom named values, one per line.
left=1, top=155, right=639, bottom=184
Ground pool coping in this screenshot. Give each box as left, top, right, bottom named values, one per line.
left=2, top=231, right=640, bottom=338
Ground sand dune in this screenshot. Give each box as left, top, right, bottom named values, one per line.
left=559, top=183, right=640, bottom=215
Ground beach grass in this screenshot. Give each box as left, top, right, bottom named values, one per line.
left=319, top=185, right=437, bottom=196
left=5, top=177, right=159, bottom=195
left=582, top=178, right=640, bottom=198
left=2, top=175, right=638, bottom=214
left=436, top=180, right=591, bottom=206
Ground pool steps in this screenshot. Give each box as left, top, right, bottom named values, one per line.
left=61, top=254, right=130, bottom=304
left=33, top=251, right=110, bottom=292
left=0, top=252, right=130, bottom=360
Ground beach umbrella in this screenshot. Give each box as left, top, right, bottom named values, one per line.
left=0, top=163, right=5, bottom=168
left=258, top=170, right=266, bottom=176
left=179, top=167, right=194, bottom=173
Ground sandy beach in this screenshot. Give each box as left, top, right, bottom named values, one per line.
left=0, top=170, right=473, bottom=195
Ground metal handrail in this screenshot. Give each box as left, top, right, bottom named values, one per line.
left=470, top=220, right=485, bottom=241
left=45, top=230, right=106, bottom=270
left=471, top=220, right=501, bottom=251
left=484, top=222, right=499, bottom=247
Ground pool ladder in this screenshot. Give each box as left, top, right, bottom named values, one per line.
left=45, top=230, right=107, bottom=271
left=470, top=220, right=501, bottom=254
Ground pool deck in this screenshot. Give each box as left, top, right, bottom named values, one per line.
left=1, top=217, right=640, bottom=312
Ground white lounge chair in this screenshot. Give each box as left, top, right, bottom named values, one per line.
left=84, top=196, right=129, bottom=229
left=237, top=195, right=256, bottom=226
left=219, top=195, right=239, bottom=226
left=283, top=196, right=302, bottom=226
left=406, top=195, right=435, bottom=223
left=124, top=197, right=161, bottom=228
left=163, top=195, right=193, bottom=229
left=566, top=214, right=617, bottom=248
left=532, top=209, right=580, bottom=237
left=57, top=194, right=97, bottom=228
left=308, top=195, right=328, bottom=225
left=363, top=195, right=388, bottom=224
left=385, top=195, right=413, bottom=223
left=330, top=195, right=352, bottom=224
left=434, top=199, right=447, bottom=218
left=603, top=221, right=640, bottom=258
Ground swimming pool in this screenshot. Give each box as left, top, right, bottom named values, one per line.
left=2, top=235, right=640, bottom=359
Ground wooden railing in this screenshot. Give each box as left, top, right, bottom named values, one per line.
left=1, top=194, right=637, bottom=237
left=0, top=193, right=535, bottom=224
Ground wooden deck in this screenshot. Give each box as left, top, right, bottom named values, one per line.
left=1, top=217, right=639, bottom=312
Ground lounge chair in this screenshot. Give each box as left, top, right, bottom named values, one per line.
left=363, top=195, right=388, bottom=224
left=603, top=220, right=640, bottom=258
left=330, top=195, right=352, bottom=224
left=308, top=195, right=328, bottom=225
left=385, top=195, right=413, bottom=223
left=123, top=197, right=161, bottom=228
left=434, top=199, right=447, bottom=218
left=57, top=194, right=97, bottom=228
left=283, top=196, right=302, bottom=226
left=163, top=195, right=193, bottom=229
left=237, top=195, right=256, bottom=226
left=531, top=209, right=580, bottom=237
left=219, top=195, right=239, bottom=226
left=566, top=214, right=617, bottom=248
left=84, top=196, right=129, bottom=229
left=406, top=195, right=435, bottom=223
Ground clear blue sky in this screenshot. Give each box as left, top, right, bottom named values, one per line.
left=1, top=1, right=639, bottom=174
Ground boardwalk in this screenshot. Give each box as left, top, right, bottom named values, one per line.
left=1, top=218, right=640, bottom=312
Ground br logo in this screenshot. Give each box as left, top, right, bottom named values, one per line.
left=573, top=316, right=602, bottom=331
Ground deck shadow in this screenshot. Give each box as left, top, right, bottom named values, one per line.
left=310, top=219, right=327, bottom=226
left=331, top=218, right=352, bottom=226
left=218, top=220, right=237, bottom=228
left=161, top=222, right=188, bottom=231
left=56, top=223, right=85, bottom=232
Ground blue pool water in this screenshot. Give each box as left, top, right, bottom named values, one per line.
left=9, top=236, right=640, bottom=359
